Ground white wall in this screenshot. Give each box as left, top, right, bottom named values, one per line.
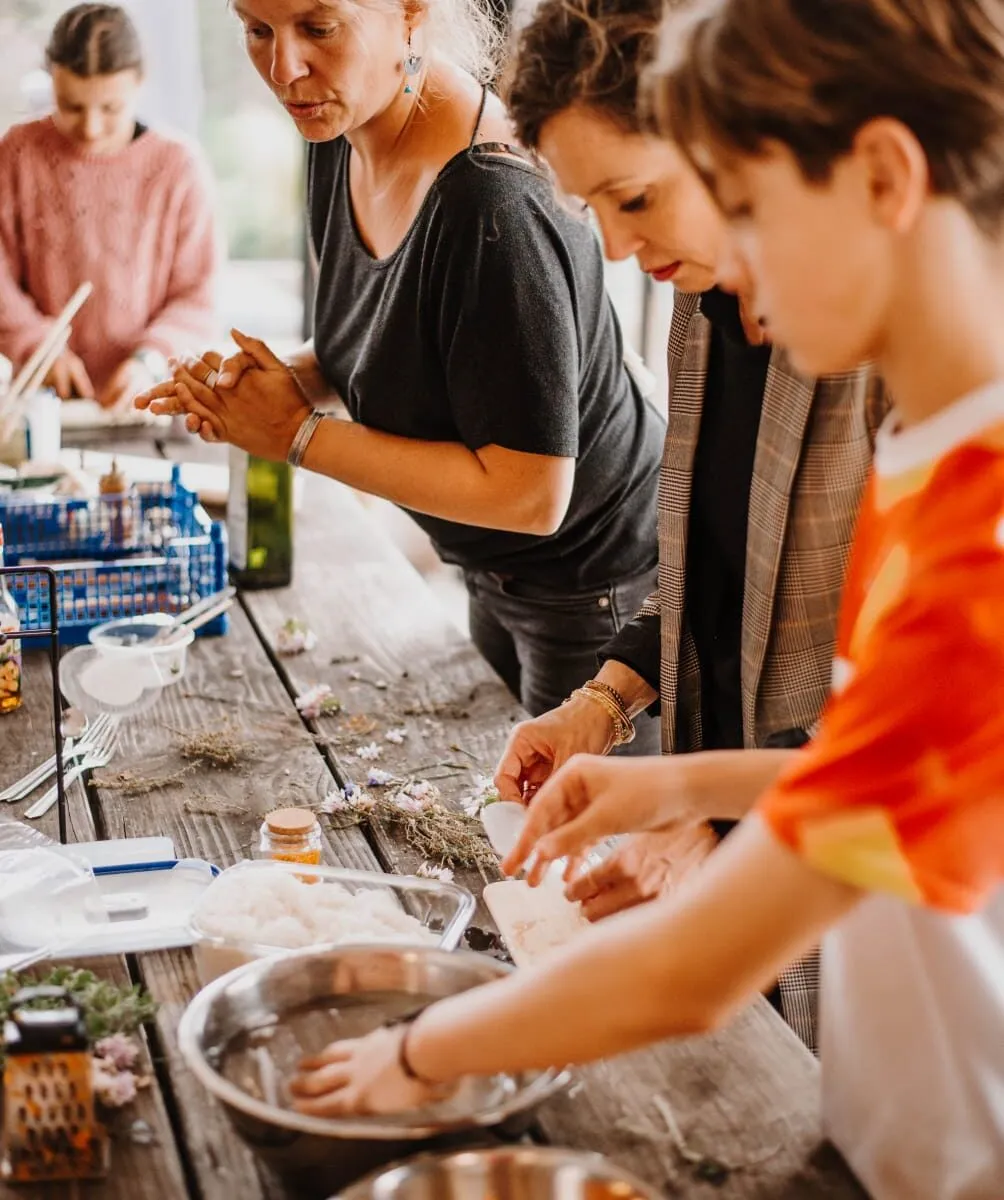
left=120, top=0, right=204, bottom=138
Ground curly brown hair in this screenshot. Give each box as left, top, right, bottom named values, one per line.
left=504, top=0, right=664, bottom=149
left=649, top=0, right=1004, bottom=233
left=46, top=4, right=142, bottom=78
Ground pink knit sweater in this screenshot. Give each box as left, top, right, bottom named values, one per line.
left=0, top=117, right=218, bottom=393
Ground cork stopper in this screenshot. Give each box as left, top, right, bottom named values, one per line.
left=264, top=807, right=319, bottom=836
left=99, top=459, right=128, bottom=496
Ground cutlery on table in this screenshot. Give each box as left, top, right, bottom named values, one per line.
left=25, top=720, right=120, bottom=820
left=1, top=713, right=116, bottom=804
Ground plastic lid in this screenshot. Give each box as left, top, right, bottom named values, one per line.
left=264, top=807, right=319, bottom=836
left=0, top=848, right=107, bottom=973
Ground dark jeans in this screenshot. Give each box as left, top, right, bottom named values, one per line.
left=464, top=567, right=661, bottom=755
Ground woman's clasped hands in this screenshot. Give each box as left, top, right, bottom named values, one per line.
left=133, top=329, right=311, bottom=461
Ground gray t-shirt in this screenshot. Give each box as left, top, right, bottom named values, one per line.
left=307, top=135, right=663, bottom=588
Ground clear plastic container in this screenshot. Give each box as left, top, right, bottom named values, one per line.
left=189, top=860, right=476, bottom=986
left=88, top=612, right=194, bottom=684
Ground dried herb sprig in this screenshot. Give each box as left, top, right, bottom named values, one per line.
left=175, top=726, right=251, bottom=770
left=92, top=764, right=197, bottom=796
left=327, top=796, right=498, bottom=871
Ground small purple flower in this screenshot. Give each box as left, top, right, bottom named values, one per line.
left=366, top=767, right=395, bottom=787
left=355, top=742, right=382, bottom=761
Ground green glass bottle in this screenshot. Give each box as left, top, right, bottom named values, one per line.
left=227, top=449, right=293, bottom=589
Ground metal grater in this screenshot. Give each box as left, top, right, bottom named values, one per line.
left=1, top=986, right=109, bottom=1183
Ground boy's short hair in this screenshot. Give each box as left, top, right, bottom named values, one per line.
left=647, top=0, right=1004, bottom=233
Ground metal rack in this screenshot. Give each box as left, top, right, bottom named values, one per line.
left=0, top=565, right=68, bottom=844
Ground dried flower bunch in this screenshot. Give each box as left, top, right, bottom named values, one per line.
left=322, top=780, right=498, bottom=872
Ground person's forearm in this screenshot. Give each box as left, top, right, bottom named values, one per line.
left=299, top=417, right=569, bottom=534
left=406, top=819, right=857, bottom=1082
left=285, top=342, right=341, bottom=408
left=681, top=749, right=796, bottom=821
left=595, top=661, right=658, bottom=718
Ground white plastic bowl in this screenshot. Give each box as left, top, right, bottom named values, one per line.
left=88, top=613, right=194, bottom=686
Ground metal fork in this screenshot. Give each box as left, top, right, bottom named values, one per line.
left=25, top=721, right=121, bottom=820
left=1, top=714, right=116, bottom=803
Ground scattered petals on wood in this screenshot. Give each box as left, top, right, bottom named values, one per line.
left=416, top=863, right=455, bottom=884
left=295, top=683, right=342, bottom=719
left=276, top=618, right=318, bottom=656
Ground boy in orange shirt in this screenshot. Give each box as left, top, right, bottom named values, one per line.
left=287, top=2, right=1004, bottom=1195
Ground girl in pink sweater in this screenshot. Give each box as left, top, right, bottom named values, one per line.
left=0, top=3, right=218, bottom=408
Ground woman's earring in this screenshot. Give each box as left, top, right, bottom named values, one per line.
left=403, top=35, right=422, bottom=94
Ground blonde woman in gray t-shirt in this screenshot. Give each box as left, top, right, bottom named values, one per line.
left=136, top=0, right=663, bottom=740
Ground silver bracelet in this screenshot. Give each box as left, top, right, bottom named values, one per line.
left=287, top=409, right=325, bottom=468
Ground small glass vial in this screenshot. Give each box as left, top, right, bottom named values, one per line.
left=259, top=808, right=323, bottom=865
left=0, top=523, right=23, bottom=716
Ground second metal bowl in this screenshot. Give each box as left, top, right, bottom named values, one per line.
left=335, top=1146, right=664, bottom=1200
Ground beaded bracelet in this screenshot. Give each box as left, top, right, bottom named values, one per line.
left=582, top=678, right=632, bottom=718
left=569, top=680, right=636, bottom=746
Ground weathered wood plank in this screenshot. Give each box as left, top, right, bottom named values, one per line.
left=240, top=473, right=519, bottom=928
left=0, top=650, right=94, bottom=847
left=136, top=948, right=290, bottom=1200
left=87, top=604, right=378, bottom=872
left=0, top=656, right=189, bottom=1200
left=539, top=1005, right=866, bottom=1199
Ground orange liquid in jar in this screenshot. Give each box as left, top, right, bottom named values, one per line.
left=259, top=807, right=323, bottom=867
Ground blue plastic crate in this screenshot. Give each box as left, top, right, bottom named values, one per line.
left=0, top=464, right=201, bottom=563
left=3, top=468, right=229, bottom=646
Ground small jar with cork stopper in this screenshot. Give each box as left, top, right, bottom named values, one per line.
left=258, top=808, right=323, bottom=865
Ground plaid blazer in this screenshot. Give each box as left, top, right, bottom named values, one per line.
left=640, top=290, right=889, bottom=1049
left=641, top=289, right=888, bottom=753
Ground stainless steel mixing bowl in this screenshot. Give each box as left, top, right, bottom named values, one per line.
left=335, top=1146, right=664, bottom=1200
left=178, top=945, right=570, bottom=1197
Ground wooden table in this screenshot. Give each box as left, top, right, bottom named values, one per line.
left=1, top=472, right=866, bottom=1200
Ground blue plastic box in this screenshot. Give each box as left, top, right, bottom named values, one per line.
left=1, top=467, right=229, bottom=646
